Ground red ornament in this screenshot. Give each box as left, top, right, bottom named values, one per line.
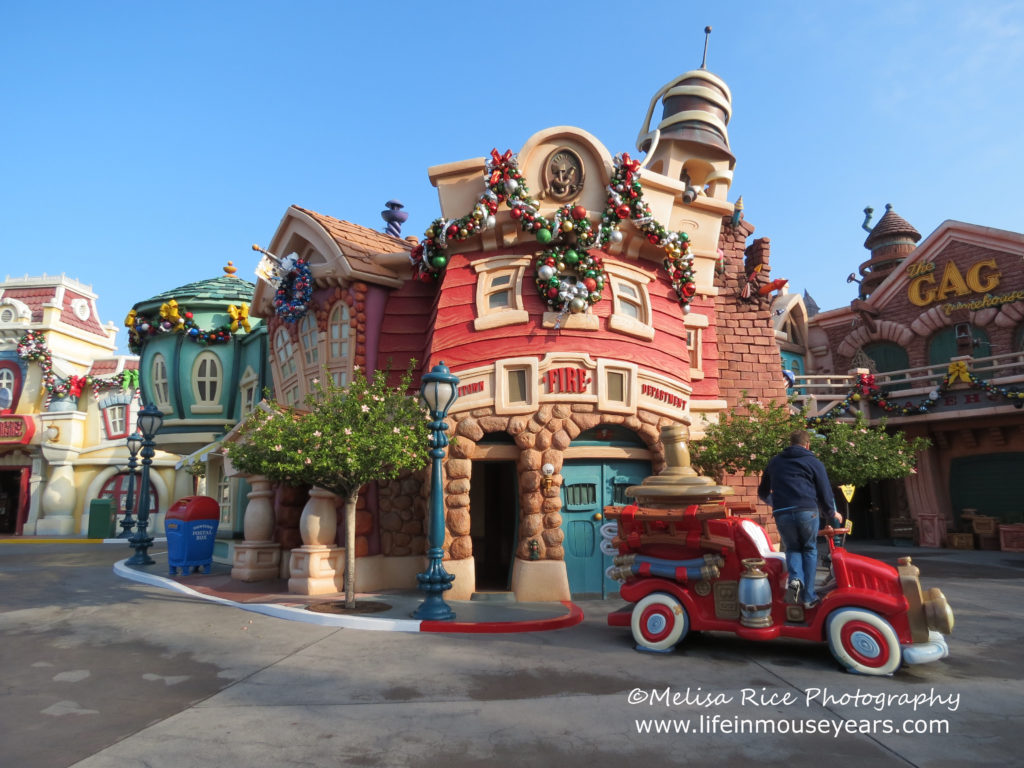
left=572, top=205, right=587, bottom=220
left=616, top=204, right=631, bottom=218
left=548, top=287, right=559, bottom=298
left=681, top=282, right=696, bottom=298
left=511, top=207, right=523, bottom=219
left=584, top=277, right=597, bottom=291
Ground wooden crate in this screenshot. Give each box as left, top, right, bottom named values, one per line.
left=947, top=532, right=975, bottom=550
left=999, top=524, right=1024, bottom=553
left=972, top=515, right=998, bottom=535
left=976, top=533, right=1000, bottom=551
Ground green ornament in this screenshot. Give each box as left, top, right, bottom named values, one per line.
left=536, top=228, right=553, bottom=244
left=564, top=249, right=579, bottom=265
left=430, top=255, right=448, bottom=268
left=584, top=269, right=596, bottom=278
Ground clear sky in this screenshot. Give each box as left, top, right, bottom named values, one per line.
left=2, top=1, right=1022, bottom=354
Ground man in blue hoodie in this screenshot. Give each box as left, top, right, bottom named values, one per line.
left=757, top=430, right=842, bottom=609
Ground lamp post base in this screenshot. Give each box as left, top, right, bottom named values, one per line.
left=412, top=559, right=456, bottom=621
left=117, top=517, right=136, bottom=539
left=127, top=533, right=154, bottom=566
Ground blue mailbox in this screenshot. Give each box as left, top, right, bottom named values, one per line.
left=165, top=496, right=220, bottom=575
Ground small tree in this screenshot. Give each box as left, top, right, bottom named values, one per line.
left=691, top=398, right=931, bottom=506
left=228, top=365, right=431, bottom=607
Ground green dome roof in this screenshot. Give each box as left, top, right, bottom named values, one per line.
left=134, top=275, right=255, bottom=311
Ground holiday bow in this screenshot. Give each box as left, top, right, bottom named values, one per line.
left=488, top=149, right=514, bottom=185
left=858, top=373, right=876, bottom=392
left=228, top=303, right=251, bottom=333
left=125, top=309, right=137, bottom=329
left=67, top=375, right=86, bottom=398
left=121, top=368, right=140, bottom=391
left=947, top=361, right=972, bottom=385
left=619, top=152, right=641, bottom=176
left=160, top=300, right=182, bottom=325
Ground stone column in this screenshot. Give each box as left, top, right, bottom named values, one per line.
left=231, top=476, right=282, bottom=582
left=288, top=486, right=344, bottom=595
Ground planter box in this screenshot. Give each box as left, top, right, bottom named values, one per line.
left=947, top=532, right=974, bottom=550
left=999, top=524, right=1024, bottom=553
left=972, top=515, right=998, bottom=536
left=976, top=533, right=1000, bottom=551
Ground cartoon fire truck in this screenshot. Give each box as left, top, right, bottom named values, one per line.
left=604, top=504, right=954, bottom=675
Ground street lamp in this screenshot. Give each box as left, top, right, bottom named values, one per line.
left=127, top=404, right=164, bottom=566
left=117, top=432, right=143, bottom=538
left=412, top=361, right=459, bottom=621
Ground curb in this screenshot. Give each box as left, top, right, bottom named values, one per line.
left=112, top=559, right=584, bottom=634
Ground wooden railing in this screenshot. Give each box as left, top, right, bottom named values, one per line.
left=790, top=351, right=1024, bottom=418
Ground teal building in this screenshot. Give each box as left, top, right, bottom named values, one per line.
left=128, top=264, right=271, bottom=548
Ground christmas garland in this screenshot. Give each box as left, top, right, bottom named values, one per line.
left=17, top=331, right=140, bottom=404
left=273, top=258, right=313, bottom=322
left=409, top=148, right=700, bottom=314
left=125, top=299, right=251, bottom=354
left=806, top=364, right=1024, bottom=426
left=598, top=153, right=697, bottom=311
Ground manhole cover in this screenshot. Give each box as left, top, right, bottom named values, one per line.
left=306, top=600, right=393, bottom=615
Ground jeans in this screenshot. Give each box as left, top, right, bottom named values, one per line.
left=774, top=509, right=820, bottom=602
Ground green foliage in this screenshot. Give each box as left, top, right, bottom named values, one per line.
left=814, top=417, right=931, bottom=487
left=691, top=397, right=931, bottom=487
left=227, top=365, right=431, bottom=496
left=691, top=398, right=797, bottom=480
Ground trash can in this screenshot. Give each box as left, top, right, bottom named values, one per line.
left=87, top=498, right=115, bottom=539
left=165, top=496, right=220, bottom=575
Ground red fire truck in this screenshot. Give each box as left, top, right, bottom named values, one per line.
left=605, top=505, right=954, bottom=676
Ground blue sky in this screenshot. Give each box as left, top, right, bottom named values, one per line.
left=2, top=1, right=1022, bottom=355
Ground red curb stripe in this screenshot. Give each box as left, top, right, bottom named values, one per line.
left=419, top=601, right=584, bottom=634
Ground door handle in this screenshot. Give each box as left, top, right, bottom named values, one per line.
left=593, top=512, right=602, bottom=521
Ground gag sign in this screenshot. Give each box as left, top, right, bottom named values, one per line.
left=0, top=415, right=34, bottom=445
left=907, top=259, right=1001, bottom=309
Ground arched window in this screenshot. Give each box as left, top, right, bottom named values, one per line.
left=327, top=303, right=351, bottom=386
left=0, top=362, right=21, bottom=411
left=274, top=328, right=297, bottom=380
left=150, top=354, right=171, bottom=411
left=928, top=325, right=989, bottom=366
left=299, top=313, right=319, bottom=367
left=99, top=473, right=159, bottom=514
left=861, top=342, right=909, bottom=373
left=192, top=352, right=222, bottom=406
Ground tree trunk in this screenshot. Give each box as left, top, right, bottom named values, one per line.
left=344, top=490, right=359, bottom=609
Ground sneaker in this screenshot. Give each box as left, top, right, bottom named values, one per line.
left=785, top=580, right=803, bottom=604
left=803, top=597, right=821, bottom=610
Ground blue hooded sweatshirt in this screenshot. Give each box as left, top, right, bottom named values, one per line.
left=757, top=445, right=837, bottom=515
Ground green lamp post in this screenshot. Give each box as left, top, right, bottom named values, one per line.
left=412, top=362, right=459, bottom=621
left=117, top=432, right=143, bottom=538
left=127, top=404, right=164, bottom=566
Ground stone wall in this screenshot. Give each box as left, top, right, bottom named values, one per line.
left=443, top=404, right=677, bottom=562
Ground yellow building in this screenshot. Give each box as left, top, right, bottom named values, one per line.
left=0, top=274, right=176, bottom=536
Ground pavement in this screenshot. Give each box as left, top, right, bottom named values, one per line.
left=2, top=536, right=1023, bottom=768
left=8, top=533, right=1024, bottom=635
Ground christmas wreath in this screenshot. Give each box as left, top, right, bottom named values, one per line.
left=274, top=257, right=313, bottom=322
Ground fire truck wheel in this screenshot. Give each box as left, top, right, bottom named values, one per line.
left=826, top=608, right=901, bottom=676
left=631, top=593, right=688, bottom=652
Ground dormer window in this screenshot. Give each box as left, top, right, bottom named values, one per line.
left=191, top=351, right=223, bottom=414
left=605, top=262, right=655, bottom=341
left=150, top=354, right=171, bottom=412
left=473, top=256, right=529, bottom=331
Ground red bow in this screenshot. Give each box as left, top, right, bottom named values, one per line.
left=68, top=375, right=86, bottom=397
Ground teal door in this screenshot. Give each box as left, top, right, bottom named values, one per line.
left=561, top=459, right=650, bottom=598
